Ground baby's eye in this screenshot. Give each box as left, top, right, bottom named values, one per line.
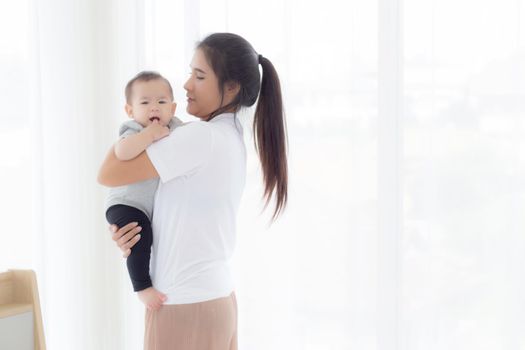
left=159, top=100, right=167, bottom=104
left=141, top=101, right=148, bottom=105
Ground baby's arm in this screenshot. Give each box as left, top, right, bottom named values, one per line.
left=115, top=122, right=170, bottom=161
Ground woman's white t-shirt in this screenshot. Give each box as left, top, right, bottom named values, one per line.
left=146, top=113, right=246, bottom=304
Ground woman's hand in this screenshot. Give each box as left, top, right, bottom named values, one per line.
left=109, top=222, right=142, bottom=258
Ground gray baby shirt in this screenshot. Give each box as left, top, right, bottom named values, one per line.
left=105, top=117, right=183, bottom=220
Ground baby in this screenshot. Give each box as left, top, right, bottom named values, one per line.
left=105, top=71, right=182, bottom=310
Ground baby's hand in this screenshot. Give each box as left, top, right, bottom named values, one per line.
left=145, top=121, right=170, bottom=142
left=138, top=287, right=167, bottom=311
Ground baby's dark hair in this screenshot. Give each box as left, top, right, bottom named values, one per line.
left=125, top=71, right=174, bottom=104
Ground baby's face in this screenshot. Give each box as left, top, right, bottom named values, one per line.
left=126, top=79, right=176, bottom=127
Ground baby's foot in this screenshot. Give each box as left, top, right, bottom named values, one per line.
left=138, top=287, right=167, bottom=311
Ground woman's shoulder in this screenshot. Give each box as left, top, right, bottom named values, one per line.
left=165, top=120, right=214, bottom=149
left=173, top=120, right=211, bottom=135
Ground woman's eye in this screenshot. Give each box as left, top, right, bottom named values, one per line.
left=196, top=76, right=204, bottom=80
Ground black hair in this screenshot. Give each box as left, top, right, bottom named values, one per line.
left=125, top=70, right=173, bottom=103
left=197, top=33, right=288, bottom=221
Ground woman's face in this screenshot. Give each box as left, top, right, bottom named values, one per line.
left=184, top=49, right=223, bottom=119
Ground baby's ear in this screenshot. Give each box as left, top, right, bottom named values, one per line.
left=171, top=101, right=177, bottom=115
left=124, top=104, right=133, bottom=118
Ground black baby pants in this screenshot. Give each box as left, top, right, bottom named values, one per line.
left=106, top=204, right=153, bottom=292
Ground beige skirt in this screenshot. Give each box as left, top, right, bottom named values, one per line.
left=144, top=291, right=238, bottom=350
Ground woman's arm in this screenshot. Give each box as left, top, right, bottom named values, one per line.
left=97, top=146, right=159, bottom=187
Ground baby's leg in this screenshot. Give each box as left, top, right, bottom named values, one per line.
left=106, top=204, right=153, bottom=291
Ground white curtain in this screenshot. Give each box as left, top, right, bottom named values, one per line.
left=1, top=0, right=153, bottom=348
left=1, top=0, right=524, bottom=349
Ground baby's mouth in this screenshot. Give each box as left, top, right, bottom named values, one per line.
left=149, top=117, right=160, bottom=122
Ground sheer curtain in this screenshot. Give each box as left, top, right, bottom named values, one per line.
left=0, top=0, right=524, bottom=349
left=402, top=0, right=525, bottom=348
left=1, top=0, right=153, bottom=348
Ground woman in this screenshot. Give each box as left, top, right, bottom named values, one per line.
left=98, top=32, right=288, bottom=349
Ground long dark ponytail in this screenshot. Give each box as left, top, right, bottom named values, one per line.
left=197, top=33, right=288, bottom=221
left=254, top=55, right=288, bottom=220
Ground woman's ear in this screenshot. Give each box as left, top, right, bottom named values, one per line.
left=224, top=81, right=240, bottom=100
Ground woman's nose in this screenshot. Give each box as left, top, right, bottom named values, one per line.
left=183, top=77, right=191, bottom=91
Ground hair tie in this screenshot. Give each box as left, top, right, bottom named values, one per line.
left=258, top=54, right=263, bottom=64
